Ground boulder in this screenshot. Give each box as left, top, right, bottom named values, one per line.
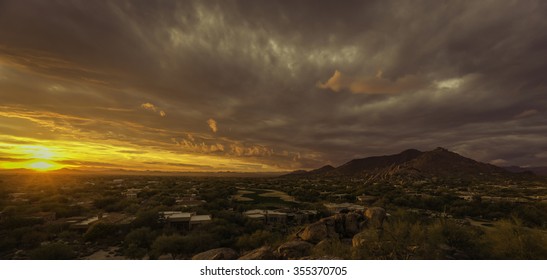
left=192, top=248, right=238, bottom=260
left=333, top=214, right=346, bottom=234
left=322, top=216, right=341, bottom=239
left=238, top=246, right=275, bottom=260
left=298, top=221, right=328, bottom=243
left=363, top=207, right=386, bottom=229
left=314, top=238, right=336, bottom=252
left=298, top=212, right=369, bottom=242
left=300, top=255, right=343, bottom=260
left=344, top=212, right=363, bottom=236
left=352, top=228, right=381, bottom=248
left=277, top=240, right=313, bottom=259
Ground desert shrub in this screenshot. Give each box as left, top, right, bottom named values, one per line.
left=352, top=210, right=484, bottom=259
left=312, top=238, right=351, bottom=259
left=512, top=205, right=546, bottom=228
left=93, top=196, right=120, bottom=209
left=124, top=227, right=155, bottom=249
left=150, top=234, right=188, bottom=259
left=124, top=244, right=148, bottom=259
left=235, top=229, right=282, bottom=251
left=0, top=217, right=42, bottom=230
left=29, top=243, right=76, bottom=260
left=84, top=223, right=123, bottom=242
left=20, top=231, right=48, bottom=249
left=430, top=219, right=484, bottom=259
left=0, top=236, right=17, bottom=253
left=132, top=210, right=161, bottom=229
left=481, top=217, right=547, bottom=259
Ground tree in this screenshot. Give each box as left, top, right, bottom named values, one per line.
left=132, top=210, right=161, bottom=229
left=123, top=227, right=155, bottom=259
left=150, top=234, right=188, bottom=259
left=125, top=227, right=155, bottom=249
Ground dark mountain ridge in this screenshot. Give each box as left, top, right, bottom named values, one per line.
left=504, top=166, right=547, bottom=176
left=283, top=147, right=522, bottom=181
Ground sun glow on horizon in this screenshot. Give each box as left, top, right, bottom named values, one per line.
left=27, top=160, right=60, bottom=172
left=0, top=136, right=287, bottom=173
left=0, top=143, right=66, bottom=172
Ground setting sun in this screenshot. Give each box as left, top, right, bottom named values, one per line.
left=27, top=160, right=60, bottom=172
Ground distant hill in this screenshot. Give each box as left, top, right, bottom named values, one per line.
left=504, top=166, right=547, bottom=176
left=283, top=147, right=520, bottom=182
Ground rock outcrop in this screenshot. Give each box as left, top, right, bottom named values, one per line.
left=297, top=209, right=379, bottom=244
left=192, top=248, right=238, bottom=260
left=344, top=212, right=363, bottom=236
left=352, top=228, right=381, bottom=247
left=277, top=240, right=313, bottom=259
left=238, top=246, right=276, bottom=260
left=363, top=207, right=386, bottom=229
left=298, top=220, right=330, bottom=243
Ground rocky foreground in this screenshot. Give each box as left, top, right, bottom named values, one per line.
left=191, top=207, right=387, bottom=260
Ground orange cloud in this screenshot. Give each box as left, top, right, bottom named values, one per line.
left=207, top=118, right=218, bottom=133
left=140, top=102, right=166, bottom=117
left=318, top=70, right=426, bottom=94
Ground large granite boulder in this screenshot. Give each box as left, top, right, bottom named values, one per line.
left=277, top=240, right=313, bottom=259
left=238, top=246, right=276, bottom=260
left=192, top=248, right=238, bottom=260
left=363, top=207, right=386, bottom=229
left=344, top=212, right=363, bottom=236
left=298, top=212, right=368, bottom=243
left=352, top=228, right=381, bottom=248
left=298, top=221, right=329, bottom=243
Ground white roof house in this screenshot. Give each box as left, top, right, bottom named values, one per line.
left=159, top=211, right=211, bottom=229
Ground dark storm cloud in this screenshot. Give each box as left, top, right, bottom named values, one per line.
left=1, top=0, right=546, bottom=169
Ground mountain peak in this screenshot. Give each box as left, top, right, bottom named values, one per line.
left=283, top=147, right=517, bottom=181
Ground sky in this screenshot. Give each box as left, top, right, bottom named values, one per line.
left=0, top=0, right=546, bottom=172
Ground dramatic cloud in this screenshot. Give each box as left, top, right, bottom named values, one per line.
left=318, top=70, right=427, bottom=94
left=0, top=0, right=546, bottom=171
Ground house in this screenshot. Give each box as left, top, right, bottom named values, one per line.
left=10, top=192, right=29, bottom=202
left=69, top=213, right=134, bottom=230
left=123, top=188, right=141, bottom=199
left=357, top=194, right=378, bottom=204
left=176, top=196, right=205, bottom=207
left=285, top=209, right=318, bottom=225
left=30, top=212, right=56, bottom=222
left=159, top=211, right=211, bottom=230
left=323, top=202, right=365, bottom=213
left=190, top=214, right=212, bottom=229
left=70, top=216, right=100, bottom=230
left=244, top=209, right=287, bottom=224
